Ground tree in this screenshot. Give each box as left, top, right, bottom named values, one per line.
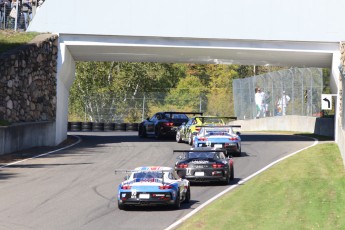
left=69, top=62, right=187, bottom=122
left=205, top=65, right=238, bottom=116
left=162, top=75, right=207, bottom=112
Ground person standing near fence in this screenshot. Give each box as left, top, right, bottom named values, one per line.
left=9, top=0, right=19, bottom=29
left=21, top=0, right=32, bottom=30
left=0, top=0, right=4, bottom=29
left=277, top=91, right=290, bottom=116
left=263, top=90, right=271, bottom=117
left=255, top=87, right=265, bottom=118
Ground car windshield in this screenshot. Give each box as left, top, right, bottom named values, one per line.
left=164, top=113, right=188, bottom=119
left=188, top=152, right=215, bottom=159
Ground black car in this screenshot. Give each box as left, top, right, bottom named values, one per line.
left=138, top=112, right=201, bottom=139
left=174, top=148, right=234, bottom=185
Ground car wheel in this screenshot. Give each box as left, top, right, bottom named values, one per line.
left=155, top=129, right=162, bottom=139
left=183, top=187, right=191, bottom=203
left=230, top=166, right=234, bottom=181
left=138, top=125, right=146, bottom=137
left=118, top=200, right=126, bottom=210
left=188, top=133, right=193, bottom=146
left=223, top=173, right=230, bottom=185
left=176, top=131, right=182, bottom=143
left=235, top=145, right=242, bottom=157
left=172, top=190, right=181, bottom=210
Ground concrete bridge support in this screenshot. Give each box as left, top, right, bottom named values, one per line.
left=55, top=40, right=76, bottom=145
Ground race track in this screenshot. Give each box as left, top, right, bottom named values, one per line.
left=0, top=132, right=315, bottom=230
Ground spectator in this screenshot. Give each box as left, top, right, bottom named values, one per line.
left=21, top=0, right=32, bottom=30
left=255, top=87, right=265, bottom=118
left=263, top=91, right=271, bottom=117
left=9, top=0, right=19, bottom=29
left=277, top=91, right=290, bottom=116
left=2, top=0, right=11, bottom=29
left=0, top=0, right=4, bottom=29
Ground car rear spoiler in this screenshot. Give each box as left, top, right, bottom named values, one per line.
left=173, top=149, right=227, bottom=154
left=163, top=112, right=203, bottom=115
left=194, top=116, right=237, bottom=120
left=195, top=125, right=241, bottom=128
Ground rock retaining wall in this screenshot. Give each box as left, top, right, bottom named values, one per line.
left=0, top=34, right=58, bottom=155
left=0, top=34, right=58, bottom=123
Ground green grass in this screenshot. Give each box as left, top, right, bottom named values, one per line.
left=178, top=143, right=345, bottom=230
left=0, top=30, right=39, bottom=54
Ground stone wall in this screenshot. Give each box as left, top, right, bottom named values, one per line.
left=0, top=34, right=58, bottom=123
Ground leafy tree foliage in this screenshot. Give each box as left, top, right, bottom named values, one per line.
left=69, top=62, right=186, bottom=122
left=69, top=62, right=273, bottom=122
left=163, top=75, right=207, bottom=112
left=204, top=65, right=238, bottom=115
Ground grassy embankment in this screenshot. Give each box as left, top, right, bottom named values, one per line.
left=178, top=141, right=345, bottom=230
left=0, top=30, right=38, bottom=53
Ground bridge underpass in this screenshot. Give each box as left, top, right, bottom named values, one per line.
left=27, top=0, right=345, bottom=164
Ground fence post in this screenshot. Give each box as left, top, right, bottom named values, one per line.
left=199, top=94, right=202, bottom=112
left=142, top=93, right=146, bottom=121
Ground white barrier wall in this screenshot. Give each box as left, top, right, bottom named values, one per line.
left=231, top=115, right=334, bottom=137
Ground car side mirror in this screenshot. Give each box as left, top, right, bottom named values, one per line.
left=236, top=131, right=241, bottom=135
left=146, top=117, right=150, bottom=121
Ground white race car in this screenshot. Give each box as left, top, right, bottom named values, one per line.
left=116, top=166, right=191, bottom=210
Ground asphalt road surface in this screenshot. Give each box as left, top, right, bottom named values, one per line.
left=0, top=132, right=316, bottom=230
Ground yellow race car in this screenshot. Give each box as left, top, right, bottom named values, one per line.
left=175, top=116, right=237, bottom=145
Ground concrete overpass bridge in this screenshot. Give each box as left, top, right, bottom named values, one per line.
left=28, top=0, right=345, bottom=162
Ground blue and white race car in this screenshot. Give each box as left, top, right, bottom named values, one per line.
left=193, top=125, right=242, bottom=157
left=116, top=166, right=191, bottom=210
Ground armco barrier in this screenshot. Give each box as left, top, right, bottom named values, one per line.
left=0, top=122, right=56, bottom=156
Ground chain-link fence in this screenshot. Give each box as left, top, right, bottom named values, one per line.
left=77, top=92, right=210, bottom=123
left=232, top=68, right=323, bottom=120
left=71, top=86, right=236, bottom=123
left=0, top=0, right=45, bottom=31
